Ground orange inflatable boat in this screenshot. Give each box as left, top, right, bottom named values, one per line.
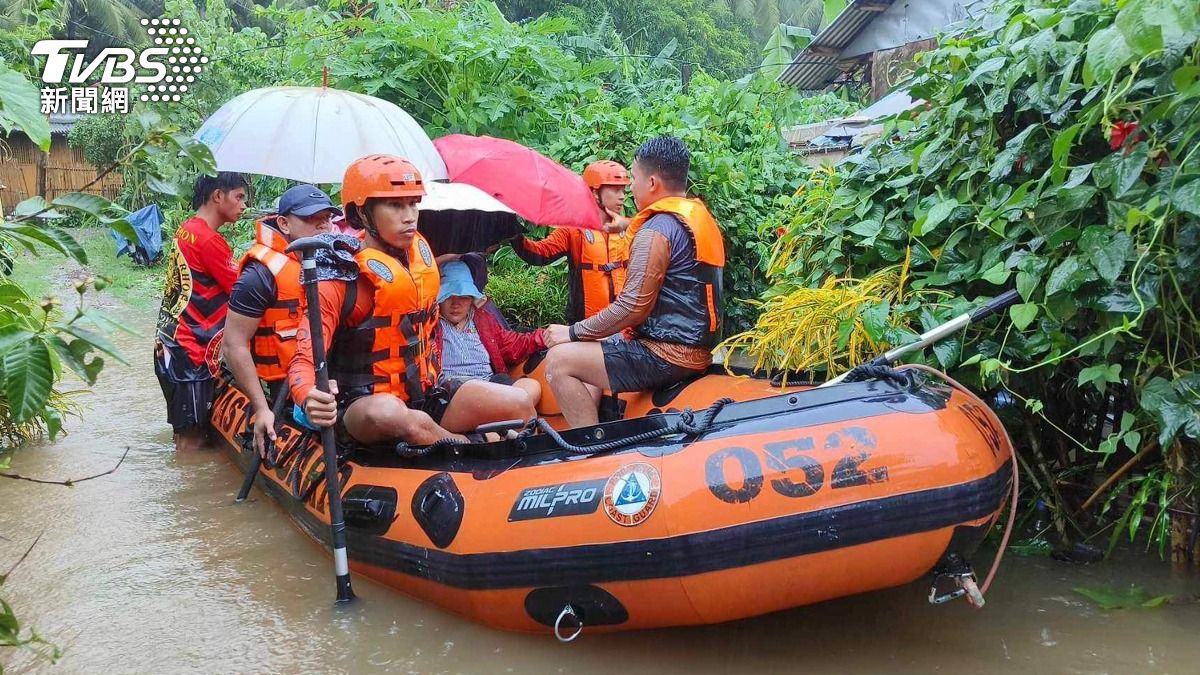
left=211, top=362, right=1014, bottom=635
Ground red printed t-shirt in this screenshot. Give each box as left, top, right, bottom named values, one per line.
left=156, top=216, right=237, bottom=373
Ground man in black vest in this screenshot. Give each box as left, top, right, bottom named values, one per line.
left=541, top=137, right=726, bottom=428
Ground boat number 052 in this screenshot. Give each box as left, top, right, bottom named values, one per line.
left=704, top=426, right=889, bottom=504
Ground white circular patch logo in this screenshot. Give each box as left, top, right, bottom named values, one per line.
left=418, top=239, right=433, bottom=266
left=366, top=258, right=393, bottom=282
left=603, top=462, right=661, bottom=527
left=584, top=229, right=595, bottom=244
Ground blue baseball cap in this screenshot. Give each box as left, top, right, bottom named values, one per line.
left=438, top=261, right=485, bottom=303
left=278, top=184, right=342, bottom=217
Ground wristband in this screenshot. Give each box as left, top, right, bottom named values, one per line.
left=568, top=324, right=579, bottom=342
left=293, top=403, right=319, bottom=431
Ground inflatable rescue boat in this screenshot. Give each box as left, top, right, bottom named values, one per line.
left=212, top=361, right=1014, bottom=635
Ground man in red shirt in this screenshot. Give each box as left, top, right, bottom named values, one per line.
left=155, top=172, right=248, bottom=451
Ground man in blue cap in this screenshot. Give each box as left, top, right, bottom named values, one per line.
left=223, top=184, right=341, bottom=455
left=436, top=260, right=546, bottom=407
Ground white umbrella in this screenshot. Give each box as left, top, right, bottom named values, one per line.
left=195, top=86, right=449, bottom=183
left=197, top=86, right=519, bottom=252
left=420, top=181, right=513, bottom=213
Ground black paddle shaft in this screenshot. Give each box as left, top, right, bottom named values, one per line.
left=235, top=382, right=292, bottom=502
left=969, top=289, right=1021, bottom=323
left=822, top=288, right=1023, bottom=387
left=288, top=236, right=355, bottom=603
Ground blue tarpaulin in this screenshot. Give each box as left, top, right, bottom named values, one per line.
left=111, top=204, right=164, bottom=264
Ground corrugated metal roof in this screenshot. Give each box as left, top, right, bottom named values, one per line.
left=778, top=0, right=896, bottom=90
left=49, top=112, right=82, bottom=135
left=786, top=89, right=919, bottom=156
left=779, top=0, right=994, bottom=90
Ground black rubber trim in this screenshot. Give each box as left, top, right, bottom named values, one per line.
left=353, top=378, right=952, bottom=472
left=239, top=439, right=1009, bottom=591
left=525, top=585, right=629, bottom=627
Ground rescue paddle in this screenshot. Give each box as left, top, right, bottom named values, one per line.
left=235, top=382, right=291, bottom=502
left=821, top=289, right=1021, bottom=387
left=286, top=236, right=355, bottom=603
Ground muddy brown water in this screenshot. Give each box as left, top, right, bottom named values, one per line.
left=2, top=304, right=1199, bottom=674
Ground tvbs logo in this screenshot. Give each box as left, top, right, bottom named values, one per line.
left=33, top=18, right=205, bottom=109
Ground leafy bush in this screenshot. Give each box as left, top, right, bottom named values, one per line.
left=486, top=247, right=569, bottom=327
left=782, top=90, right=860, bottom=126
left=759, top=0, right=1199, bottom=553
left=291, top=1, right=826, bottom=333
left=496, top=0, right=760, bottom=78
left=67, top=114, right=129, bottom=168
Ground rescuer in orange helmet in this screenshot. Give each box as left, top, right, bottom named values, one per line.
left=288, top=155, right=535, bottom=446
left=510, top=160, right=632, bottom=324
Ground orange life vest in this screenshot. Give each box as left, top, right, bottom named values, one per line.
left=329, top=235, right=442, bottom=403
left=626, top=197, right=725, bottom=348
left=237, top=218, right=303, bottom=382
left=514, top=228, right=629, bottom=323
left=576, top=229, right=629, bottom=320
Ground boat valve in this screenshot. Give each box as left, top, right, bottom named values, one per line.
left=554, top=604, right=584, bottom=643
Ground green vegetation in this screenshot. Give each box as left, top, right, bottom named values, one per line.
left=0, top=0, right=312, bottom=52
left=496, top=1, right=847, bottom=78
left=486, top=247, right=569, bottom=328
left=0, top=0, right=153, bottom=49
left=748, top=0, right=1199, bottom=560
left=11, top=0, right=1196, bottom=568
left=1073, top=584, right=1173, bottom=610
left=1, top=50, right=213, bottom=665
left=496, top=0, right=761, bottom=78
left=7, top=229, right=162, bottom=303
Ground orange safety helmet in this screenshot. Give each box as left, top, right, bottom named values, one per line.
left=342, top=154, right=426, bottom=207
left=582, top=160, right=630, bottom=190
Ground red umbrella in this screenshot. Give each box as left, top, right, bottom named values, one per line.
left=433, top=134, right=604, bottom=230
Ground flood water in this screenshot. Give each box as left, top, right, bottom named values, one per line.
left=2, top=304, right=1199, bottom=674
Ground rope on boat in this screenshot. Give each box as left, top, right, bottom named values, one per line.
left=840, top=362, right=920, bottom=389
left=394, top=432, right=489, bottom=458
left=391, top=398, right=735, bottom=458
left=536, top=398, right=735, bottom=455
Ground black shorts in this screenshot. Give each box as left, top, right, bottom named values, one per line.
left=602, top=339, right=703, bottom=394
left=336, top=382, right=461, bottom=443
left=154, top=345, right=215, bottom=434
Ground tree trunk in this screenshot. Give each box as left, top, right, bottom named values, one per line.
left=36, top=149, right=48, bottom=198
left=1167, top=438, right=1200, bottom=568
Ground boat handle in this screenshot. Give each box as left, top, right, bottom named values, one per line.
left=554, top=604, right=583, bottom=643
left=928, top=571, right=985, bottom=608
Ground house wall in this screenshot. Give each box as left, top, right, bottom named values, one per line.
left=841, top=0, right=985, bottom=59
left=796, top=148, right=851, bottom=167
left=870, top=37, right=937, bottom=101
left=0, top=134, right=123, bottom=212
